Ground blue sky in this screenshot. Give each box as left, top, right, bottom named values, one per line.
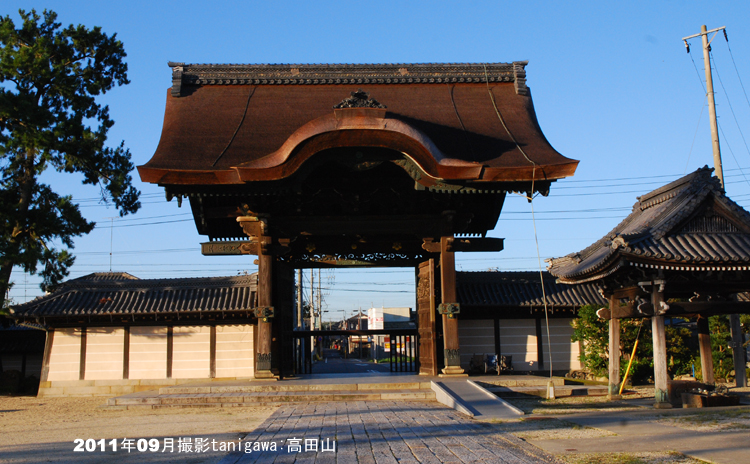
left=6, top=1, right=750, bottom=321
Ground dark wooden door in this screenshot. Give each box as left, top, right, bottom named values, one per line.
left=417, top=259, right=439, bottom=376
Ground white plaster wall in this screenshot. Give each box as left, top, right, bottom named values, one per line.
left=47, top=328, right=82, bottom=381
left=85, top=327, right=124, bottom=380
left=499, top=320, right=538, bottom=370
left=172, top=326, right=210, bottom=379
left=539, top=318, right=581, bottom=371
left=215, top=325, right=254, bottom=378
left=129, top=326, right=167, bottom=379
left=458, top=319, right=495, bottom=369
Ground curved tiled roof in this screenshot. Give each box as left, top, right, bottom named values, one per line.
left=139, top=62, right=578, bottom=186
left=10, top=273, right=257, bottom=320
left=457, top=271, right=606, bottom=307
left=547, top=167, right=750, bottom=283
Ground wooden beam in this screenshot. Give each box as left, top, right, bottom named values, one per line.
left=605, top=301, right=750, bottom=319
left=422, top=237, right=504, bottom=253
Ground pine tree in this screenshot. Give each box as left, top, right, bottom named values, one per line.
left=0, top=9, right=140, bottom=308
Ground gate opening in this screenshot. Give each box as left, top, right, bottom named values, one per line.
left=291, top=268, right=418, bottom=375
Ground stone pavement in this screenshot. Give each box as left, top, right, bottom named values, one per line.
left=217, top=401, right=559, bottom=464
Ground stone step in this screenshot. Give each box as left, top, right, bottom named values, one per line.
left=158, top=381, right=430, bottom=395
left=485, top=385, right=609, bottom=398
left=107, top=389, right=436, bottom=409
left=474, top=377, right=566, bottom=388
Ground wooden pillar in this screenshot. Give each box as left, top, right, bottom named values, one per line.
left=697, top=316, right=714, bottom=384
left=255, top=235, right=275, bottom=379
left=123, top=326, right=130, bottom=380
left=535, top=317, right=544, bottom=371
left=210, top=325, right=217, bottom=379
left=608, top=304, right=621, bottom=399
left=439, top=236, right=465, bottom=376
left=651, top=286, right=671, bottom=408
left=729, top=314, right=747, bottom=387
left=79, top=327, right=87, bottom=381
left=40, top=329, right=54, bottom=383
left=166, top=326, right=173, bottom=379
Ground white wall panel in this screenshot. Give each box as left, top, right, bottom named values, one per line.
left=47, top=328, right=82, bottom=381
left=539, top=318, right=581, bottom=370
left=499, top=320, right=538, bottom=370
left=129, top=326, right=167, bottom=380
left=458, top=320, right=495, bottom=369
left=215, top=325, right=254, bottom=378
left=172, top=326, right=210, bottom=379
left=85, top=327, right=124, bottom=380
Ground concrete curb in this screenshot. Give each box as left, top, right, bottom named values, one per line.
left=430, top=381, right=474, bottom=417
left=466, top=379, right=525, bottom=416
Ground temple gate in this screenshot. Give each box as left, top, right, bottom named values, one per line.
left=139, top=62, right=578, bottom=379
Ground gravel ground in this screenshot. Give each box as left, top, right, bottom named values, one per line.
left=654, top=408, right=750, bottom=432
left=0, top=396, right=276, bottom=463
left=489, top=418, right=615, bottom=441
left=558, top=452, right=708, bottom=464
left=505, top=386, right=656, bottom=415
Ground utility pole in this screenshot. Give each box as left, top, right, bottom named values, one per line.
left=311, top=268, right=315, bottom=329
left=105, top=217, right=117, bottom=272
left=296, top=269, right=302, bottom=329
left=683, top=25, right=746, bottom=388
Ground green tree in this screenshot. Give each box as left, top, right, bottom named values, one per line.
left=571, top=305, right=695, bottom=384
left=0, top=9, right=139, bottom=308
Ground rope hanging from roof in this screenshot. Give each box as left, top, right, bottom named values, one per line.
left=483, top=63, right=553, bottom=378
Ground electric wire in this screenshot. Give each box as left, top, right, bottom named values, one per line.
left=724, top=32, right=750, bottom=111
left=684, top=101, right=707, bottom=174
left=711, top=51, right=750, bottom=167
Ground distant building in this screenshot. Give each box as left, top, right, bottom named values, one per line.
left=368, top=307, right=415, bottom=359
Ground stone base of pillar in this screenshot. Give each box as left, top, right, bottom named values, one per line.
left=653, top=402, right=673, bottom=409
left=254, top=370, right=278, bottom=380
left=439, top=366, right=468, bottom=377
left=654, top=388, right=672, bottom=409
left=608, top=384, right=621, bottom=400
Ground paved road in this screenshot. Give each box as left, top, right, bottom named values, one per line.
left=312, top=349, right=394, bottom=375
left=218, top=401, right=558, bottom=463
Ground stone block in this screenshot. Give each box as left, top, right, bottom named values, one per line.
left=109, top=386, right=137, bottom=395
left=62, top=386, right=111, bottom=395
left=37, top=387, right=65, bottom=397
left=51, top=380, right=95, bottom=387
left=93, top=379, right=135, bottom=387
